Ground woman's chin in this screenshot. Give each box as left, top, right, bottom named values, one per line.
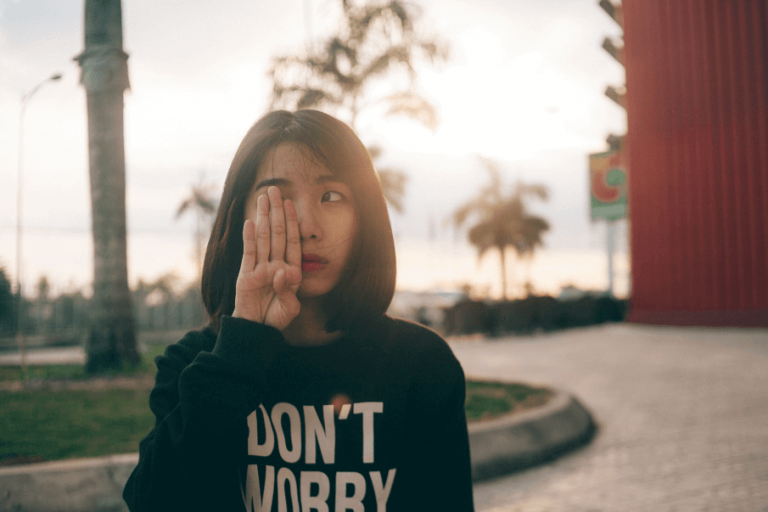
left=297, top=284, right=331, bottom=301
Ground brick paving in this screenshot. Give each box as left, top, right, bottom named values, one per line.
left=449, top=324, right=768, bottom=512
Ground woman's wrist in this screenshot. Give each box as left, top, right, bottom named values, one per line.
left=232, top=308, right=288, bottom=332
left=231, top=307, right=264, bottom=324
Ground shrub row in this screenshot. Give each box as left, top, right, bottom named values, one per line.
left=443, top=295, right=627, bottom=336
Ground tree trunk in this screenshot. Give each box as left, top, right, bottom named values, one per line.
left=76, top=0, right=139, bottom=373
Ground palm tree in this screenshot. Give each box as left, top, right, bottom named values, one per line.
left=75, top=0, right=139, bottom=373
left=267, top=0, right=449, bottom=212
left=453, top=158, right=550, bottom=301
left=176, top=178, right=218, bottom=276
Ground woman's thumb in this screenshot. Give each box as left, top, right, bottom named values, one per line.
left=272, top=268, right=286, bottom=294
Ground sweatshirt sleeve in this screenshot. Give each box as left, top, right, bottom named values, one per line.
left=424, top=365, right=475, bottom=511
left=407, top=333, right=475, bottom=512
left=123, top=316, right=285, bottom=512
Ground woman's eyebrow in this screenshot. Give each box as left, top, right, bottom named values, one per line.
left=254, top=177, right=292, bottom=192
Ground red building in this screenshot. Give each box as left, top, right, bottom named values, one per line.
left=623, top=0, right=768, bottom=326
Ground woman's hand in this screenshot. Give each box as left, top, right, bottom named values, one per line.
left=232, top=186, right=302, bottom=331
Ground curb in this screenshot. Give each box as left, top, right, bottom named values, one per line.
left=0, top=453, right=137, bottom=512
left=0, top=389, right=595, bottom=511
left=468, top=389, right=597, bottom=482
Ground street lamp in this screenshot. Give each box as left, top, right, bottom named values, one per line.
left=16, top=72, right=62, bottom=373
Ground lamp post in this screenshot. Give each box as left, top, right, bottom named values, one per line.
left=16, top=72, right=62, bottom=373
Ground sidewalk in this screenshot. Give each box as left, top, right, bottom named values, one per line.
left=456, top=323, right=768, bottom=512
left=0, top=346, right=84, bottom=366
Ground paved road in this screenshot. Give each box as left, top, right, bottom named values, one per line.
left=449, top=324, right=768, bottom=512
left=0, top=346, right=84, bottom=366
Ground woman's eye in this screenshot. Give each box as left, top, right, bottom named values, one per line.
left=321, top=190, right=344, bottom=202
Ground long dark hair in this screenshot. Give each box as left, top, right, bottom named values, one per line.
left=201, top=110, right=396, bottom=333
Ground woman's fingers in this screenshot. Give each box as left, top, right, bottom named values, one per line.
left=237, top=189, right=302, bottom=328
left=284, top=198, right=301, bottom=268
left=255, top=193, right=270, bottom=266
left=272, top=268, right=286, bottom=294
left=273, top=268, right=299, bottom=308
left=268, top=187, right=286, bottom=261
left=240, top=219, right=257, bottom=273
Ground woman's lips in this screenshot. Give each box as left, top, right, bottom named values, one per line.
left=301, top=253, right=326, bottom=273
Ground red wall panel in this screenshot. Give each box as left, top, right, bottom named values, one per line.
left=623, top=0, right=768, bottom=326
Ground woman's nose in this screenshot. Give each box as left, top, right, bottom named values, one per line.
left=294, top=201, right=322, bottom=241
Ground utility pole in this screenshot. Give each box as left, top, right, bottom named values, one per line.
left=606, top=220, right=616, bottom=296
left=16, top=73, right=62, bottom=374
left=75, top=0, right=139, bottom=372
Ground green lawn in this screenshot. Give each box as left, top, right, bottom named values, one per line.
left=464, top=379, right=552, bottom=422
left=0, top=347, right=551, bottom=466
left=0, top=388, right=154, bottom=465
left=0, top=344, right=167, bottom=466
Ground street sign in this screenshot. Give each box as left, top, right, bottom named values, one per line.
left=589, top=146, right=628, bottom=221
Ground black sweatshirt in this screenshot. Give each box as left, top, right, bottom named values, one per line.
left=123, top=315, right=475, bottom=511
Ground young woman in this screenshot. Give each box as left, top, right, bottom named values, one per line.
left=123, top=110, right=475, bottom=511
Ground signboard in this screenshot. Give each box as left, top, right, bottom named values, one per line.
left=589, top=145, right=628, bottom=221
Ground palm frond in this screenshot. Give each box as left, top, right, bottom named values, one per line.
left=377, top=167, right=408, bottom=213
left=515, top=182, right=549, bottom=202
left=176, top=182, right=218, bottom=220
left=468, top=220, right=495, bottom=260
left=175, top=198, right=193, bottom=219
left=383, top=91, right=439, bottom=132
left=452, top=197, right=492, bottom=228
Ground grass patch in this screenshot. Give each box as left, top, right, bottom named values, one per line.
left=0, top=388, right=154, bottom=465
left=0, top=344, right=168, bottom=466
left=465, top=379, right=552, bottom=422
left=0, top=364, right=87, bottom=382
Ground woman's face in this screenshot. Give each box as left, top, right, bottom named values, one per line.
left=243, top=143, right=358, bottom=300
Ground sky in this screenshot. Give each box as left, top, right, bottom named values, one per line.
left=0, top=0, right=628, bottom=299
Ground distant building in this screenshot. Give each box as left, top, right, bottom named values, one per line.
left=624, top=0, right=768, bottom=327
